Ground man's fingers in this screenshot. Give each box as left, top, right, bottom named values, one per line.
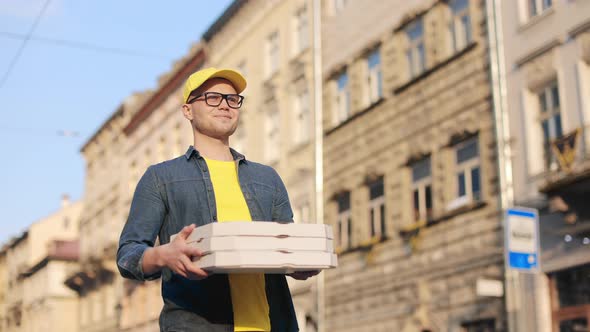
left=185, top=247, right=203, bottom=259
left=179, top=255, right=208, bottom=280
left=176, top=224, right=196, bottom=241
left=173, top=262, right=188, bottom=279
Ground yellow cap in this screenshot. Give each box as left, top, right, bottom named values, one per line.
left=182, top=67, right=247, bottom=103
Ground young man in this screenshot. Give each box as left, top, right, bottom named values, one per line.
left=117, top=67, right=317, bottom=332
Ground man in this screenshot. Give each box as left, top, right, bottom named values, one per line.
left=117, top=67, right=317, bottom=332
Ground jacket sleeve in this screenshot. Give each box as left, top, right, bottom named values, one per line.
left=270, top=168, right=294, bottom=223
left=117, top=166, right=167, bottom=281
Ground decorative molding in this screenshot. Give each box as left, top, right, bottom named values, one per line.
left=515, top=38, right=561, bottom=68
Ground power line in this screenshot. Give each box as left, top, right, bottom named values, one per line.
left=0, top=126, right=82, bottom=138
left=0, top=0, right=51, bottom=90
left=0, top=31, right=172, bottom=60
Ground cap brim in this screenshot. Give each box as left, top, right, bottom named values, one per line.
left=207, top=69, right=247, bottom=94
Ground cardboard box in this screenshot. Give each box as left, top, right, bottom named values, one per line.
left=178, top=222, right=334, bottom=241
left=187, top=236, right=334, bottom=253
left=193, top=250, right=338, bottom=274
left=170, top=222, right=338, bottom=273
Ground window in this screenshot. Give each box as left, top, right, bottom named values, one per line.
left=455, top=138, right=481, bottom=202
left=333, top=70, right=351, bottom=125
left=368, top=177, right=385, bottom=238
left=449, top=0, right=472, bottom=53
left=528, top=0, right=552, bottom=18
left=265, top=109, right=280, bottom=162
left=538, top=81, right=562, bottom=171
left=366, top=48, right=383, bottom=106
left=63, top=217, right=70, bottom=229
left=294, top=87, right=310, bottom=145
left=293, top=5, right=308, bottom=54
left=266, top=31, right=280, bottom=77
left=406, top=19, right=426, bottom=78
left=411, top=157, right=433, bottom=222
left=336, top=192, right=351, bottom=249
left=461, top=319, right=495, bottom=332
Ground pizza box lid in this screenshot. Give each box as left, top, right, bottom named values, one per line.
left=177, top=222, right=333, bottom=242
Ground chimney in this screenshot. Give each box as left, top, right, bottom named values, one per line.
left=61, top=194, right=71, bottom=208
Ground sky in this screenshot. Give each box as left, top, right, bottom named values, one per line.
left=0, top=0, right=234, bottom=244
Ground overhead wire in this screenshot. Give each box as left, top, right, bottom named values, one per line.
left=0, top=31, right=172, bottom=60
left=0, top=0, right=52, bottom=90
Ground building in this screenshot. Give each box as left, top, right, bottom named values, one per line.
left=202, top=0, right=319, bottom=330
left=66, top=93, right=147, bottom=332
left=321, top=0, right=505, bottom=330
left=498, top=0, right=590, bottom=330
left=118, top=43, right=207, bottom=331
left=2, top=196, right=82, bottom=332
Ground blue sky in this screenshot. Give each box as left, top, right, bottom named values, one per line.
left=0, top=0, right=233, bottom=244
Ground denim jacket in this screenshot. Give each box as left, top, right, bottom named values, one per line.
left=117, top=146, right=298, bottom=332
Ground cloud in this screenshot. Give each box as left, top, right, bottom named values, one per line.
left=0, top=0, right=62, bottom=19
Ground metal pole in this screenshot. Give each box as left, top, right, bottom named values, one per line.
left=485, top=0, right=520, bottom=331
left=312, top=0, right=325, bottom=331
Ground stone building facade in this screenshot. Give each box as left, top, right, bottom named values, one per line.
left=66, top=90, right=156, bottom=332
left=499, top=0, right=590, bottom=330
left=321, top=0, right=505, bottom=330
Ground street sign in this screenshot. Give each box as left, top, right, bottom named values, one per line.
left=505, top=207, right=540, bottom=272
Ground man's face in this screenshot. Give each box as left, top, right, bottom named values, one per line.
left=183, top=78, right=241, bottom=140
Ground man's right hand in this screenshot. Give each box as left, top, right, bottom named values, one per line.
left=143, top=224, right=209, bottom=280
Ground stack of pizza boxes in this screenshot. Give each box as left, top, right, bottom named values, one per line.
left=177, top=222, right=338, bottom=273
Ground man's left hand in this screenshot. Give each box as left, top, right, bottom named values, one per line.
left=288, top=270, right=320, bottom=280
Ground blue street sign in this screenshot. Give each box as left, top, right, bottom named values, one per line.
left=505, top=207, right=540, bottom=272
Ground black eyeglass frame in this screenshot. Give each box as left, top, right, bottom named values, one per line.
left=186, top=92, right=245, bottom=109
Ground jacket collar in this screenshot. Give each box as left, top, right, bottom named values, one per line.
left=184, top=145, right=246, bottom=163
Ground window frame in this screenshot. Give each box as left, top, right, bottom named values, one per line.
left=527, top=0, right=553, bottom=18
left=454, top=137, right=482, bottom=203
left=411, top=156, right=433, bottom=222
left=448, top=0, right=472, bottom=54
left=293, top=86, right=311, bottom=145
left=333, top=70, right=351, bottom=125
left=336, top=192, right=352, bottom=250
left=366, top=48, right=383, bottom=106
left=406, top=19, right=426, bottom=79
left=293, top=5, right=309, bottom=55
left=368, top=177, right=386, bottom=239
left=537, top=81, right=563, bottom=171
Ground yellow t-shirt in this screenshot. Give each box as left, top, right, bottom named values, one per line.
left=205, top=158, right=270, bottom=332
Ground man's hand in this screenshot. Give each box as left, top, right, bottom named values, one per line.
left=288, top=270, right=320, bottom=280
left=157, top=224, right=209, bottom=280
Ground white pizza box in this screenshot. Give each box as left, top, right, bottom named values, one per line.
left=175, top=222, right=334, bottom=242
left=192, top=250, right=338, bottom=274
left=186, top=236, right=334, bottom=253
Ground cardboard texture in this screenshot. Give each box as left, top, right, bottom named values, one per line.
left=170, top=222, right=338, bottom=273
left=186, top=236, right=334, bottom=253
left=193, top=251, right=338, bottom=274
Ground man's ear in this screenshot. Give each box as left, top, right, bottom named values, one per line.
left=182, top=104, right=193, bottom=121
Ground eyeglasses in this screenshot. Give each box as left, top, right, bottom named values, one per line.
left=187, top=92, right=245, bottom=109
